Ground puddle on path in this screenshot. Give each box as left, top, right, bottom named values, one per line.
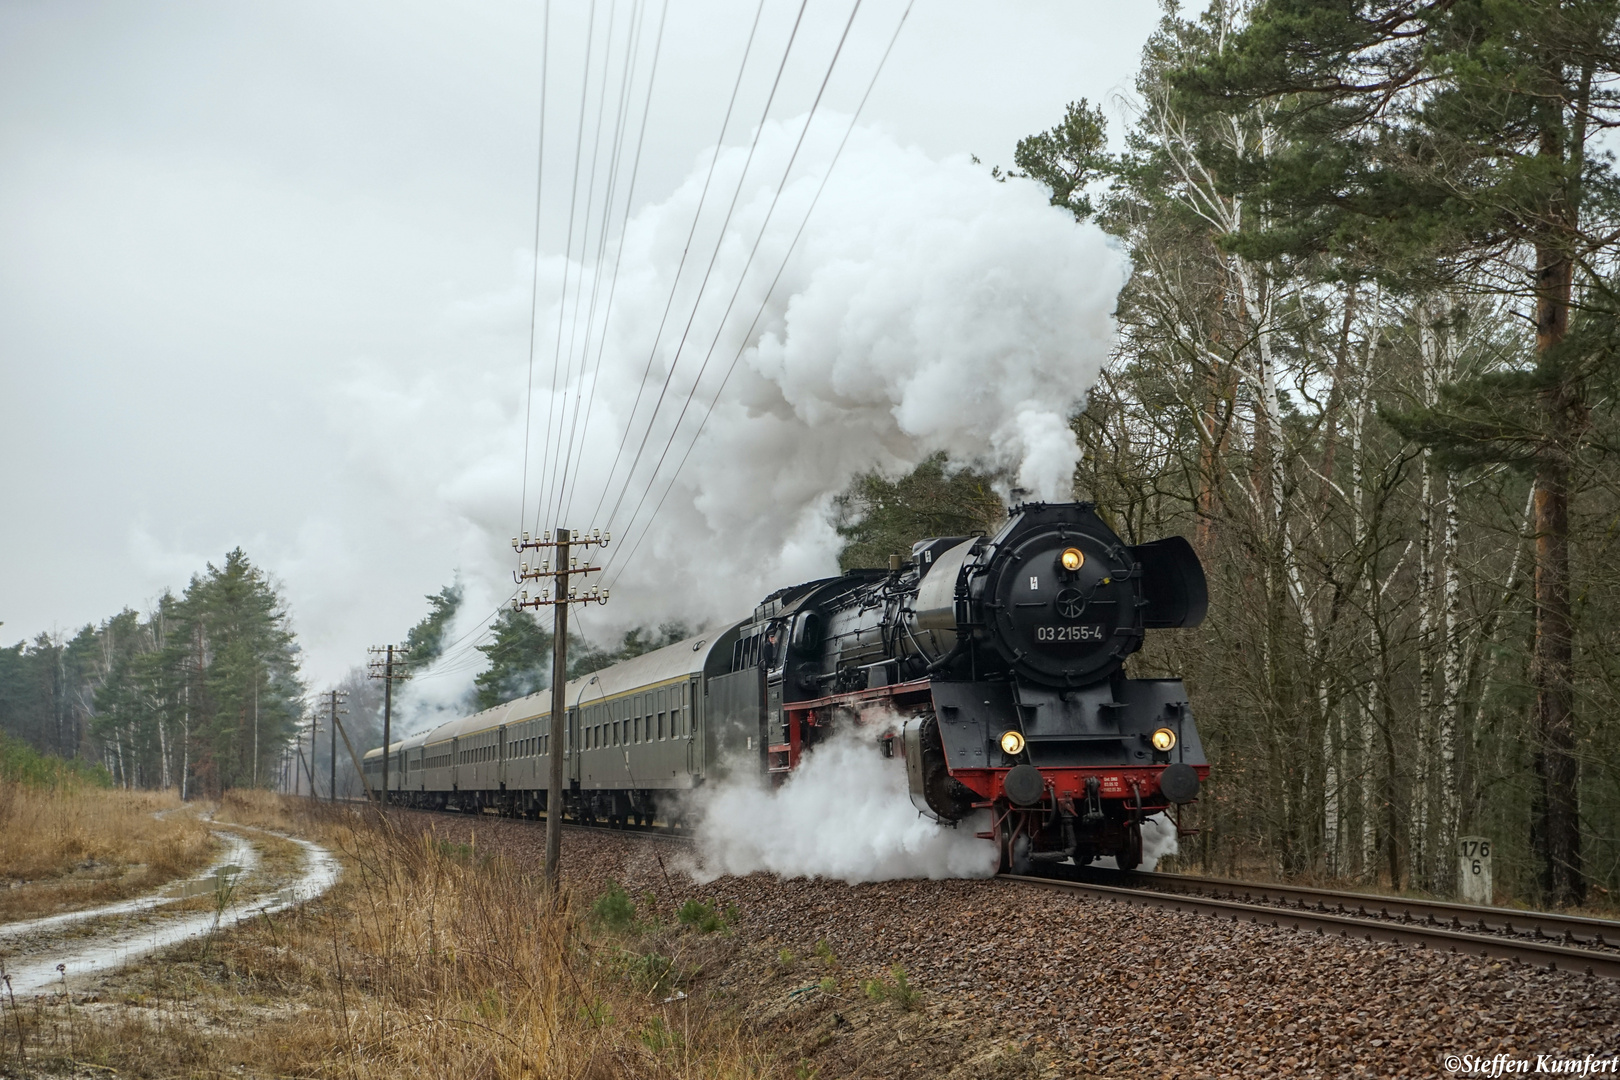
left=0, top=832, right=257, bottom=941
left=2, top=836, right=339, bottom=996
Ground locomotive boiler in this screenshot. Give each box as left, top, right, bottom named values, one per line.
left=364, top=501, right=1209, bottom=875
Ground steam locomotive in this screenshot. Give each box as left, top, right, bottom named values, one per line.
left=363, top=501, right=1209, bottom=873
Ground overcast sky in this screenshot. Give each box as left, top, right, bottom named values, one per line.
left=1, top=0, right=1174, bottom=691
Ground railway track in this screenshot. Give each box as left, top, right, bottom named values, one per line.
left=398, top=804, right=1620, bottom=978
left=1006, top=866, right=1620, bottom=980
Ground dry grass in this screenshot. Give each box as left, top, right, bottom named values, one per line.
left=0, top=782, right=215, bottom=921
left=214, top=787, right=318, bottom=833
left=3, top=802, right=788, bottom=1080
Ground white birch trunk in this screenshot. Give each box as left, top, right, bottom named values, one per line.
left=1353, top=297, right=1381, bottom=878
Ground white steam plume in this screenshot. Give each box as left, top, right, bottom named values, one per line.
left=683, top=720, right=998, bottom=884
left=341, top=116, right=1127, bottom=639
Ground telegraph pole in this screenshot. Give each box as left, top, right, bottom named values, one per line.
left=307, top=716, right=317, bottom=800
left=326, top=690, right=347, bottom=801
left=513, top=526, right=609, bottom=892
left=367, top=644, right=412, bottom=809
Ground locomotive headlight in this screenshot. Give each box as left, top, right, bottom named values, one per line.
left=1151, top=727, right=1177, bottom=752
left=999, top=730, right=1026, bottom=755
left=1060, top=547, right=1084, bottom=572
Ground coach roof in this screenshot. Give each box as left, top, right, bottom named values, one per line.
left=405, top=623, right=742, bottom=748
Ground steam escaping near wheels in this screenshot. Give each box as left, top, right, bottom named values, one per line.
left=1084, top=813, right=1179, bottom=873
left=682, top=719, right=997, bottom=885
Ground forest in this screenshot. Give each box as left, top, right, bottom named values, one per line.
left=1008, top=0, right=1620, bottom=908
left=0, top=550, right=303, bottom=798
left=0, top=570, right=692, bottom=805
left=6, top=0, right=1620, bottom=908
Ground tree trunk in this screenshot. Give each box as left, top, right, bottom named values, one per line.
left=1531, top=378, right=1582, bottom=904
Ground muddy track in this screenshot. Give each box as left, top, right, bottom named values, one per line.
left=0, top=825, right=339, bottom=996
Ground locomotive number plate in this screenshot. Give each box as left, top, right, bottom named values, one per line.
left=1033, top=624, right=1105, bottom=644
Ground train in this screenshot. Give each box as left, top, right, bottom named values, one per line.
left=362, top=501, right=1209, bottom=873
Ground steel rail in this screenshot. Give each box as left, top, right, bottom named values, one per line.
left=1003, top=873, right=1620, bottom=980
left=1118, top=868, right=1620, bottom=949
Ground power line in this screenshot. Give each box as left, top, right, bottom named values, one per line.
left=603, top=0, right=916, bottom=589
left=599, top=0, right=865, bottom=558
left=584, top=0, right=773, bottom=529
left=560, top=0, right=673, bottom=526
left=548, top=0, right=651, bottom=531
left=594, top=0, right=814, bottom=535
left=532, top=0, right=602, bottom=539
left=517, top=0, right=553, bottom=540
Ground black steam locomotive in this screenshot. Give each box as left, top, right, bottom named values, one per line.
left=365, top=501, right=1209, bottom=874
left=741, top=500, right=1209, bottom=872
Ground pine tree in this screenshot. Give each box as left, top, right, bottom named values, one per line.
left=404, top=582, right=463, bottom=669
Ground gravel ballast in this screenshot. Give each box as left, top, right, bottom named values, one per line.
left=399, top=813, right=1620, bottom=1078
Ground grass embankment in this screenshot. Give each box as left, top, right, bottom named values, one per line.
left=0, top=738, right=214, bottom=921
left=4, top=802, right=788, bottom=1080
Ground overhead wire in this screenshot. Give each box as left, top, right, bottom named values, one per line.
left=455, top=2, right=658, bottom=685
left=583, top=0, right=773, bottom=530
left=541, top=0, right=631, bottom=535
left=597, top=0, right=864, bottom=572
left=551, top=0, right=652, bottom=530
left=516, top=0, right=552, bottom=541
left=532, top=0, right=601, bottom=539
left=602, top=0, right=915, bottom=590
left=560, top=0, right=672, bottom=527
left=593, top=0, right=814, bottom=536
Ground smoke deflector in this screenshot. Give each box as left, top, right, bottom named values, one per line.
left=1128, top=536, right=1209, bottom=629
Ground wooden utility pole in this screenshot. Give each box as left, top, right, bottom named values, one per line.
left=324, top=690, right=348, bottom=801
left=329, top=691, right=337, bottom=801
left=368, top=644, right=412, bottom=808
left=512, top=526, right=609, bottom=893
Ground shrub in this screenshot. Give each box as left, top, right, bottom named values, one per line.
left=624, top=952, right=677, bottom=996
left=590, top=881, right=637, bottom=932
left=0, top=734, right=111, bottom=790
left=861, top=965, right=920, bottom=1010
left=676, top=898, right=723, bottom=933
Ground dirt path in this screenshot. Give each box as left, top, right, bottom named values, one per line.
left=1, top=828, right=339, bottom=996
